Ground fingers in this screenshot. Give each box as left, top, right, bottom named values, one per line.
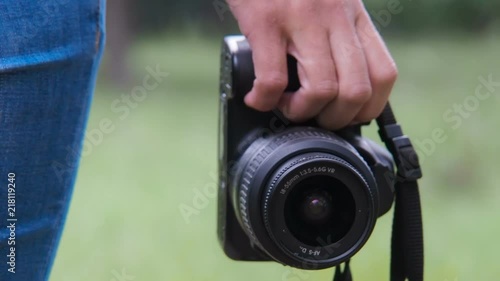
left=353, top=10, right=398, bottom=122
left=234, top=0, right=398, bottom=130
left=278, top=28, right=338, bottom=122
left=316, top=15, right=372, bottom=130
left=244, top=29, right=288, bottom=112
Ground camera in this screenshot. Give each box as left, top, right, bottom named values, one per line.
left=217, top=35, right=397, bottom=270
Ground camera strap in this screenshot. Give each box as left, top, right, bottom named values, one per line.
left=333, top=103, right=424, bottom=281
left=333, top=260, right=352, bottom=281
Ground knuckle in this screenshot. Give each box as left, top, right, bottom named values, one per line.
left=257, top=74, right=288, bottom=92
left=309, top=80, right=339, bottom=100
left=356, top=110, right=380, bottom=122
left=342, top=83, right=372, bottom=104
left=251, top=5, right=280, bottom=26
left=374, top=62, right=399, bottom=86
left=245, top=98, right=273, bottom=112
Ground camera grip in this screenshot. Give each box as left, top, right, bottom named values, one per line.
left=227, top=36, right=300, bottom=98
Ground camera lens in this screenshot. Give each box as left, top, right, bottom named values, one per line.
left=299, top=190, right=333, bottom=224
left=285, top=176, right=355, bottom=246
left=231, top=127, right=378, bottom=269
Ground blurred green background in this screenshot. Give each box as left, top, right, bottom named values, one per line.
left=50, top=1, right=500, bottom=280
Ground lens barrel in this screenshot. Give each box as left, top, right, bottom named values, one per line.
left=231, top=127, right=379, bottom=269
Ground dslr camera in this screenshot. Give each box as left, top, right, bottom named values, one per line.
left=217, top=36, right=397, bottom=269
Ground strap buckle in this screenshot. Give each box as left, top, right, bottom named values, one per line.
left=392, top=136, right=422, bottom=181
left=379, top=123, right=422, bottom=182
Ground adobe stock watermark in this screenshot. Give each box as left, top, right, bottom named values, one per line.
left=51, top=65, right=169, bottom=183
left=178, top=110, right=290, bottom=224
left=110, top=268, right=135, bottom=281
left=412, top=74, right=499, bottom=164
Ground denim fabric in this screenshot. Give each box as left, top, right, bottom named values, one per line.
left=0, top=1, right=105, bottom=280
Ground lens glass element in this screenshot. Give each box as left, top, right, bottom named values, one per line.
left=284, top=175, right=356, bottom=246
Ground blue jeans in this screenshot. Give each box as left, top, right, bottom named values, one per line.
left=0, top=1, right=105, bottom=280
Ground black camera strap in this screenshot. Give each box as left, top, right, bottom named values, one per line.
left=333, top=103, right=424, bottom=281
left=333, top=260, right=352, bottom=281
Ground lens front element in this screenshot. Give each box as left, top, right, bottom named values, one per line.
left=285, top=175, right=356, bottom=247
left=299, top=188, right=334, bottom=225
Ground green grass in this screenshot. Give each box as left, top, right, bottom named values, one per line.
left=50, top=33, right=500, bottom=281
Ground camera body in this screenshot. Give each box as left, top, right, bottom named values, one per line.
left=217, top=36, right=396, bottom=269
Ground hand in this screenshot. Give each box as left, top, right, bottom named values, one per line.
left=228, top=0, right=398, bottom=129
